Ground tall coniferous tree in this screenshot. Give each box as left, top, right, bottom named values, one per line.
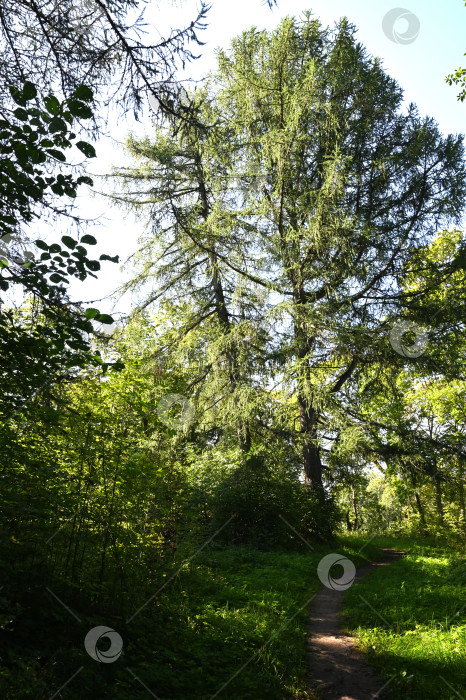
left=212, top=14, right=466, bottom=508
left=109, top=14, right=466, bottom=533
left=107, top=97, right=266, bottom=451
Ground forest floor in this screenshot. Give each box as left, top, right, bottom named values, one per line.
left=307, top=547, right=406, bottom=699
left=1, top=534, right=464, bottom=698
left=339, top=536, right=466, bottom=700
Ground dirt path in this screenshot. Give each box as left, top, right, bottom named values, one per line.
left=307, top=548, right=406, bottom=700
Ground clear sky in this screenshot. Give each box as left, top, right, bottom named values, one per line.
left=64, top=0, right=466, bottom=323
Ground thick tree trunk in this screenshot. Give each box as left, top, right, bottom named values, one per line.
left=345, top=510, right=353, bottom=531
left=298, top=399, right=324, bottom=492
left=403, top=460, right=429, bottom=536
left=237, top=423, right=251, bottom=452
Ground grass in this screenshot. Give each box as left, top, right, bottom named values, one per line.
left=0, top=535, right=382, bottom=699
left=3, top=532, right=464, bottom=699
left=341, top=536, right=466, bottom=700
left=109, top=538, right=383, bottom=700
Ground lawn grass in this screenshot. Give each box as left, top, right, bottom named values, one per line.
left=340, top=536, right=466, bottom=700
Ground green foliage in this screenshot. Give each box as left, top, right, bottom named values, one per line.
left=0, top=81, right=120, bottom=419
left=108, top=12, right=466, bottom=523
left=1, top=10, right=466, bottom=700
left=342, top=538, right=466, bottom=699
left=210, top=450, right=306, bottom=548
left=0, top=525, right=379, bottom=699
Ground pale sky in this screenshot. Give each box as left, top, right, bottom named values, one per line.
left=62, top=0, right=466, bottom=323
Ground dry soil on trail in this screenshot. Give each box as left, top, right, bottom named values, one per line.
left=307, top=548, right=406, bottom=700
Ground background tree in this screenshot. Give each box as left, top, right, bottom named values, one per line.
left=211, top=14, right=466, bottom=517
left=0, top=0, right=209, bottom=118
left=106, top=93, right=271, bottom=453
left=107, top=15, right=466, bottom=541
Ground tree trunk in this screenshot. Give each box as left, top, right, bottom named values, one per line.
left=434, top=472, right=444, bottom=526
left=198, top=163, right=251, bottom=453
left=352, top=489, right=359, bottom=531
left=414, top=490, right=429, bottom=536
left=298, top=399, right=324, bottom=492
left=458, top=473, right=465, bottom=532
left=345, top=510, right=352, bottom=531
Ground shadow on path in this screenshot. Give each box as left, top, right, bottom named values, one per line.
left=307, top=548, right=406, bottom=700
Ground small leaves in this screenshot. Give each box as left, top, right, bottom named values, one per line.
left=9, top=85, right=26, bottom=106
left=0, top=79, right=109, bottom=420
left=48, top=116, right=68, bottom=133
left=100, top=254, right=119, bottom=263
left=77, top=175, right=94, bottom=186
left=85, top=308, right=100, bottom=320
left=67, top=100, right=93, bottom=119
left=96, top=314, right=114, bottom=325
left=13, top=108, right=29, bottom=121
left=46, top=149, right=67, bottom=162
left=451, top=247, right=466, bottom=270
left=22, top=81, right=38, bottom=102
left=44, top=95, right=60, bottom=116
left=73, top=85, right=94, bottom=102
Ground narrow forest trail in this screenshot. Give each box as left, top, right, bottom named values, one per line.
left=307, top=548, right=406, bottom=700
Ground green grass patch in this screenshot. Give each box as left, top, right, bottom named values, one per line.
left=115, top=539, right=382, bottom=700
left=341, top=536, right=466, bottom=700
